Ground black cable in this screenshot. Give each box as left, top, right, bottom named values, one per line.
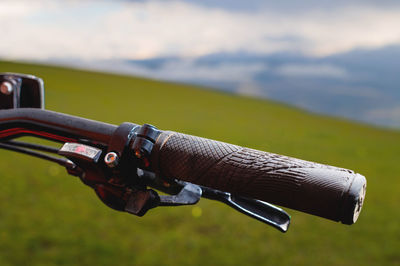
left=3, top=140, right=60, bottom=154
left=0, top=142, right=70, bottom=167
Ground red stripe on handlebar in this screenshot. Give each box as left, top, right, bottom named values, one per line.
left=0, top=128, right=76, bottom=142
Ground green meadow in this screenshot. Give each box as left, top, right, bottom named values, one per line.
left=0, top=61, right=399, bottom=265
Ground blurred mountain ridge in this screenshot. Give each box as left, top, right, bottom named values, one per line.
left=122, top=45, right=400, bottom=128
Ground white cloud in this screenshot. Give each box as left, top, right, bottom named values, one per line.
left=0, top=0, right=400, bottom=60
left=63, top=59, right=267, bottom=83
left=275, top=64, right=348, bottom=79
left=0, top=1, right=40, bottom=17
left=147, top=61, right=267, bottom=82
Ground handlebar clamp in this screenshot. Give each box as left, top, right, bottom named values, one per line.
left=130, top=124, right=161, bottom=169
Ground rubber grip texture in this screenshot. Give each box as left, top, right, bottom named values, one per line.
left=151, top=131, right=366, bottom=224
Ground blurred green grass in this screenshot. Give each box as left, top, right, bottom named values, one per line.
left=0, top=61, right=399, bottom=266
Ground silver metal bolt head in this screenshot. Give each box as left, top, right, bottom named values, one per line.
left=104, top=152, right=119, bottom=168
left=0, top=81, right=13, bottom=95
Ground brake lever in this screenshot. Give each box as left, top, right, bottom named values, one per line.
left=138, top=169, right=291, bottom=232
left=200, top=186, right=290, bottom=232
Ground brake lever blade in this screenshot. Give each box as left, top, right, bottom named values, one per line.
left=200, top=186, right=291, bottom=232
left=226, top=195, right=290, bottom=232
left=137, top=169, right=290, bottom=232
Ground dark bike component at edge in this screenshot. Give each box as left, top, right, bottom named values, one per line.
left=0, top=73, right=367, bottom=233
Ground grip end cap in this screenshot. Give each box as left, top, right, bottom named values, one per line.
left=341, top=173, right=366, bottom=225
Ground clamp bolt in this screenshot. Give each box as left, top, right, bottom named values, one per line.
left=0, top=81, right=13, bottom=95
left=104, top=152, right=119, bottom=168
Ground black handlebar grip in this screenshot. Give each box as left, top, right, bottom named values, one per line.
left=150, top=131, right=366, bottom=224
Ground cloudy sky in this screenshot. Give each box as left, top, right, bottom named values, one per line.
left=2, top=0, right=400, bottom=59
left=1, top=0, right=400, bottom=127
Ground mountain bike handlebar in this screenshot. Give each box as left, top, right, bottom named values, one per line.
left=0, top=108, right=366, bottom=231
left=151, top=131, right=366, bottom=224
left=0, top=108, right=116, bottom=143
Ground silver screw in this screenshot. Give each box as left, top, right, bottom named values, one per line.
left=0, top=81, right=14, bottom=95
left=104, top=152, right=119, bottom=168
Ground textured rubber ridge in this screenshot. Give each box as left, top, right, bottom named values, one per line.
left=151, top=131, right=366, bottom=224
